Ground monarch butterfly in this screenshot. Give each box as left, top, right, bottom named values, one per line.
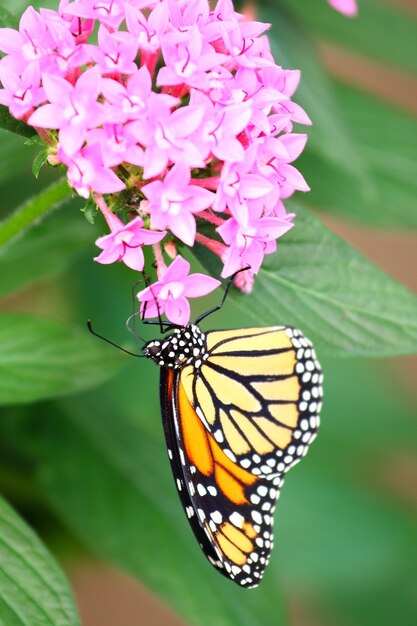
left=142, top=313, right=323, bottom=588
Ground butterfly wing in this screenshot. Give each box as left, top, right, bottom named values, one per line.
left=160, top=366, right=281, bottom=587
left=161, top=326, right=322, bottom=587
left=180, top=326, right=322, bottom=476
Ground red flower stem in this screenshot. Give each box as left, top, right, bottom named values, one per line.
left=196, top=211, right=225, bottom=227
left=190, top=176, right=220, bottom=190
left=195, top=233, right=226, bottom=258
left=140, top=50, right=159, bottom=77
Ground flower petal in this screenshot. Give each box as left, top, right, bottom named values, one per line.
left=183, top=274, right=221, bottom=298
left=165, top=295, right=190, bottom=326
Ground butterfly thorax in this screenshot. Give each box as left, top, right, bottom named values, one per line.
left=143, top=324, right=208, bottom=369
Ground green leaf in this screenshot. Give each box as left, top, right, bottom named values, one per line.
left=0, top=314, right=126, bottom=405
left=0, top=494, right=80, bottom=626
left=0, top=178, right=73, bottom=247
left=0, top=209, right=93, bottom=300
left=81, top=196, right=99, bottom=225
left=35, top=399, right=286, bottom=626
left=32, top=150, right=50, bottom=179
left=283, top=0, right=417, bottom=75
left=300, top=82, right=417, bottom=227
left=0, top=106, right=36, bottom=139
left=194, top=204, right=417, bottom=357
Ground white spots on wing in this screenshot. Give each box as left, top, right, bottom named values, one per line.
left=207, top=486, right=217, bottom=496
left=214, top=429, right=224, bottom=443
left=230, top=512, right=244, bottom=528
left=196, top=406, right=210, bottom=430
left=224, top=448, right=236, bottom=462
left=197, top=483, right=207, bottom=496
left=197, top=508, right=206, bottom=522
left=251, top=510, right=262, bottom=525
left=210, top=511, right=222, bottom=524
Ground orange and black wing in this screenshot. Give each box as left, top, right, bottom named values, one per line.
left=160, top=326, right=322, bottom=587
left=180, top=326, right=322, bottom=476
left=160, top=366, right=279, bottom=587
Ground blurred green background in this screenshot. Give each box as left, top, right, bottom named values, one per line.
left=0, top=1, right=417, bottom=626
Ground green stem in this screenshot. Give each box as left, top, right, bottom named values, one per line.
left=0, top=178, right=73, bottom=247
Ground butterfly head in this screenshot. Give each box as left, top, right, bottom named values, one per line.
left=143, top=324, right=207, bottom=369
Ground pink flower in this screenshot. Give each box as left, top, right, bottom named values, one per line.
left=0, top=64, right=45, bottom=119
left=142, top=163, right=214, bottom=245
left=59, top=144, right=126, bottom=198
left=63, top=0, right=127, bottom=29
left=217, top=201, right=294, bottom=277
left=138, top=256, right=220, bottom=326
left=101, top=66, right=177, bottom=124
left=327, top=0, right=358, bottom=16
left=158, top=29, right=227, bottom=89
left=131, top=104, right=206, bottom=179
left=189, top=91, right=252, bottom=163
left=87, top=123, right=144, bottom=168
left=0, top=6, right=53, bottom=74
left=125, top=3, right=169, bottom=53
left=57, top=0, right=94, bottom=42
left=86, top=26, right=139, bottom=75
left=213, top=146, right=275, bottom=224
left=28, top=66, right=105, bottom=156
left=95, top=213, right=165, bottom=272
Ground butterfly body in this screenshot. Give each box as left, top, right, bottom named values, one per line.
left=144, top=325, right=322, bottom=588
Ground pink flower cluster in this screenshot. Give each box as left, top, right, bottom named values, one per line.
left=0, top=0, right=312, bottom=325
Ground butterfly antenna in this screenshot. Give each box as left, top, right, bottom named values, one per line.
left=87, top=320, right=145, bottom=358
left=140, top=270, right=173, bottom=334
left=194, top=265, right=251, bottom=325
left=127, top=278, right=146, bottom=342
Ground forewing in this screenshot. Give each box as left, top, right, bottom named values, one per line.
left=180, top=326, right=323, bottom=478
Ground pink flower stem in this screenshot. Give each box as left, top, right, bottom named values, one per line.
left=190, top=176, right=220, bottom=190
left=196, top=211, right=225, bottom=227
left=195, top=233, right=226, bottom=258
left=34, top=127, right=55, bottom=147
left=152, top=241, right=167, bottom=275
left=93, top=193, right=121, bottom=231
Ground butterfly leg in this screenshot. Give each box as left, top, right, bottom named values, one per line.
left=194, top=266, right=251, bottom=325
